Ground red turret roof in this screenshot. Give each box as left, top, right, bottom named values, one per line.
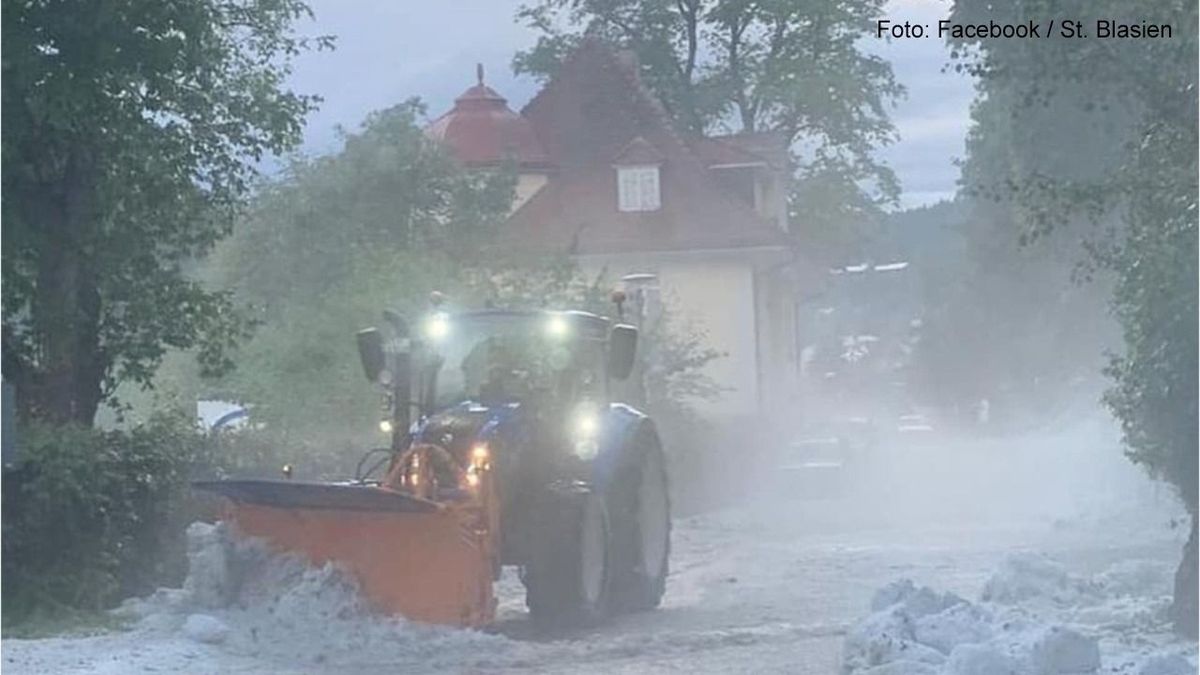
left=425, top=65, right=551, bottom=169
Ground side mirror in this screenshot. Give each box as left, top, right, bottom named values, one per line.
left=607, top=324, right=638, bottom=380
left=356, top=328, right=386, bottom=383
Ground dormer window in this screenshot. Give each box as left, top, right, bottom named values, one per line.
left=613, top=136, right=665, bottom=212
left=617, top=165, right=660, bottom=212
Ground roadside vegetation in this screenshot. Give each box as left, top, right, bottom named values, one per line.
left=946, top=0, right=1198, bottom=637
left=2, top=0, right=328, bottom=628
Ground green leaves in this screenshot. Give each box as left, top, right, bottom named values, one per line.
left=2, top=0, right=327, bottom=422
left=214, top=101, right=517, bottom=316
left=1, top=411, right=208, bottom=622
left=952, top=0, right=1197, bottom=511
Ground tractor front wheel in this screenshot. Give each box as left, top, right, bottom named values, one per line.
left=609, top=442, right=671, bottom=612
left=523, top=487, right=611, bottom=628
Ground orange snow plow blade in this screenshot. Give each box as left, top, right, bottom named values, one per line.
left=194, top=480, right=496, bottom=627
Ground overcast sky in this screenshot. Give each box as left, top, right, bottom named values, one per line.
left=286, top=0, right=973, bottom=210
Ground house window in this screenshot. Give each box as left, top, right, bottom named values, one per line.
left=617, top=165, right=660, bottom=212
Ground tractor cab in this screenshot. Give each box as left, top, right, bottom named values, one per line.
left=422, top=310, right=617, bottom=410
left=356, top=308, right=636, bottom=451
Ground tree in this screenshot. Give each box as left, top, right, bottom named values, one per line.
left=2, top=0, right=330, bottom=425
left=949, top=0, right=1198, bottom=635
left=188, top=102, right=515, bottom=461
left=513, top=0, right=904, bottom=242
left=211, top=102, right=516, bottom=315
left=1099, top=107, right=1198, bottom=637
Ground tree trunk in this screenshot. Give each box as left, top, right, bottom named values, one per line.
left=28, top=152, right=104, bottom=426
left=1171, top=514, right=1198, bottom=638
left=677, top=0, right=701, bottom=134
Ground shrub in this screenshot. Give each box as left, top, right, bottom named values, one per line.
left=2, top=411, right=209, bottom=626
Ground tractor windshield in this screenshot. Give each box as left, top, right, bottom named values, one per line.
left=423, top=313, right=604, bottom=410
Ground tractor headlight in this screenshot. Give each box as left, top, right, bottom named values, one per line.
left=424, top=313, right=450, bottom=341
left=571, top=407, right=600, bottom=460
left=545, top=314, right=569, bottom=339
left=575, top=411, right=599, bottom=436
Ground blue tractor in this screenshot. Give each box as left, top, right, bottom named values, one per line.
left=198, top=298, right=670, bottom=628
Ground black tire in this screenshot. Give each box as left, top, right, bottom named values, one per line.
left=608, top=438, right=671, bottom=612
left=523, top=485, right=612, bottom=628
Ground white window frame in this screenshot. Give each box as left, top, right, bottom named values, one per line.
left=617, top=165, right=661, bottom=212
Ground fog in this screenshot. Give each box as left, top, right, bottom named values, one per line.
left=743, top=402, right=1179, bottom=534
left=5, top=0, right=1194, bottom=672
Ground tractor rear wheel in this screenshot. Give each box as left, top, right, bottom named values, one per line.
left=523, top=487, right=611, bottom=627
left=610, top=442, right=671, bottom=612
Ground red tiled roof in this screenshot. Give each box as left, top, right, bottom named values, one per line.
left=722, top=131, right=790, bottom=168
left=500, top=40, right=789, bottom=256
left=425, top=70, right=551, bottom=168
left=691, top=133, right=790, bottom=169
left=613, top=136, right=665, bottom=165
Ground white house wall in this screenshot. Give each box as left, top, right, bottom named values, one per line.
left=579, top=256, right=762, bottom=420
left=659, top=260, right=760, bottom=418
left=755, top=267, right=800, bottom=421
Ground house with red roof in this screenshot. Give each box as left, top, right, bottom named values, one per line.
left=426, top=42, right=800, bottom=424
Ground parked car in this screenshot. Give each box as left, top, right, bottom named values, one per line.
left=779, top=416, right=878, bottom=498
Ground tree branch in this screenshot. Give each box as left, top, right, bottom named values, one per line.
left=751, top=15, right=789, bottom=128
left=726, top=10, right=754, bottom=132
